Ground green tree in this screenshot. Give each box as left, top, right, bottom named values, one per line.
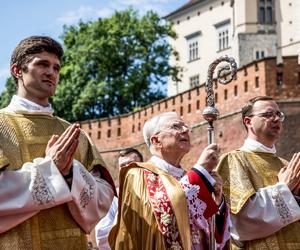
left=53, top=8, right=180, bottom=121
left=0, top=77, right=16, bottom=108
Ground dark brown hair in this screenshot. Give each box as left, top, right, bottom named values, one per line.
left=118, top=148, right=143, bottom=162
left=242, top=96, right=274, bottom=129
left=10, top=36, right=64, bottom=84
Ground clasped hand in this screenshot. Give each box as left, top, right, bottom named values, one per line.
left=45, top=124, right=80, bottom=176
left=278, top=152, right=300, bottom=193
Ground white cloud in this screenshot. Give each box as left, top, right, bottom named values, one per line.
left=96, top=7, right=115, bottom=18
left=57, top=6, right=98, bottom=25
left=57, top=0, right=180, bottom=27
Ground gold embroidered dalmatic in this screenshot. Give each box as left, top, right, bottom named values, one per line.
left=0, top=112, right=106, bottom=250
left=108, top=162, right=191, bottom=250
left=217, top=150, right=300, bottom=250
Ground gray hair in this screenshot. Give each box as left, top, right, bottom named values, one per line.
left=143, top=112, right=178, bottom=153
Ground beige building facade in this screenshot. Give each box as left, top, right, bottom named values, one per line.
left=166, top=0, right=300, bottom=96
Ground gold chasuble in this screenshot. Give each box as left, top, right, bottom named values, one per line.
left=109, top=162, right=191, bottom=250
left=0, top=112, right=106, bottom=250
left=217, top=150, right=300, bottom=250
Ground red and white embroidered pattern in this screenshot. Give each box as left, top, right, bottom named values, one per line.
left=180, top=175, right=209, bottom=244
left=144, top=170, right=183, bottom=250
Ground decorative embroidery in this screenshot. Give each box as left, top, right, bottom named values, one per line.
left=31, top=167, right=55, bottom=205
left=144, top=170, right=183, bottom=250
left=79, top=167, right=95, bottom=209
left=180, top=175, right=208, bottom=244
left=272, top=187, right=292, bottom=225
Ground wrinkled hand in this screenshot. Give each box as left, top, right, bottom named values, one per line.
left=278, top=152, right=300, bottom=191
left=197, top=143, right=220, bottom=172
left=45, top=124, right=80, bottom=176
left=211, top=171, right=223, bottom=206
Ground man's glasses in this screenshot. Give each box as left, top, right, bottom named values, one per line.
left=248, top=111, right=285, bottom=122
left=168, top=123, right=192, bottom=133
left=156, top=122, right=192, bottom=134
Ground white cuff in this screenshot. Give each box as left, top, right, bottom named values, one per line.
left=267, top=182, right=300, bottom=226
left=193, top=164, right=216, bottom=186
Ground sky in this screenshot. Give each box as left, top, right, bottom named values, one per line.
left=0, top=0, right=185, bottom=93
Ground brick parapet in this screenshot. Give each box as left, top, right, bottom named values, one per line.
left=81, top=56, right=299, bottom=151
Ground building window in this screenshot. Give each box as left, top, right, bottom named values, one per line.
left=254, top=49, right=266, bottom=60
left=224, top=89, right=228, bottom=100
left=190, top=74, right=200, bottom=88
left=138, top=122, right=141, bottom=131
left=118, top=117, right=121, bottom=125
left=107, top=129, right=111, bottom=138
left=186, top=31, right=201, bottom=62
left=98, top=121, right=101, bottom=128
left=277, top=72, right=283, bottom=86
left=88, top=122, right=92, bottom=129
left=188, top=40, right=199, bottom=61
left=188, top=104, right=191, bottom=113
left=196, top=100, right=200, bottom=110
left=255, top=76, right=259, bottom=88
left=108, top=119, right=111, bottom=127
left=215, top=93, right=218, bottom=103
left=132, top=125, right=135, bottom=133
left=117, top=127, right=121, bottom=137
left=165, top=101, right=168, bottom=109
left=180, top=106, right=183, bottom=116
left=258, top=0, right=274, bottom=24
left=244, top=81, right=248, bottom=92
left=234, top=86, right=238, bottom=96
left=97, top=131, right=101, bottom=139
left=215, top=20, right=230, bottom=51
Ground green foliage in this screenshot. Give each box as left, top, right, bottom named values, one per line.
left=0, top=77, right=16, bottom=108
left=53, top=8, right=180, bottom=121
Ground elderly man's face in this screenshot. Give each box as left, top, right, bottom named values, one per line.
left=155, top=116, right=191, bottom=155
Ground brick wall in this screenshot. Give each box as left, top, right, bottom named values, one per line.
left=80, top=56, right=300, bottom=183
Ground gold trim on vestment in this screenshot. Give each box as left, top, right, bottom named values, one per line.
left=109, top=162, right=191, bottom=250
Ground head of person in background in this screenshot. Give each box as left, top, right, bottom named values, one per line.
left=118, top=147, right=143, bottom=168
left=242, top=96, right=285, bottom=148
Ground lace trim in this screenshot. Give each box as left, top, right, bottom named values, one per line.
left=180, top=175, right=208, bottom=244
left=79, top=167, right=95, bottom=209
left=144, top=170, right=183, bottom=250
left=30, top=167, right=55, bottom=205
left=272, top=187, right=293, bottom=225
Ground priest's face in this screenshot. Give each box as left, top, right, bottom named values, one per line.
left=247, top=100, right=283, bottom=146
left=155, top=116, right=191, bottom=157
left=14, top=51, right=61, bottom=106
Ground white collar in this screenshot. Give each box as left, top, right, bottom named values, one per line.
left=240, top=138, right=276, bottom=154
left=149, top=155, right=185, bottom=180
left=2, top=95, right=54, bottom=115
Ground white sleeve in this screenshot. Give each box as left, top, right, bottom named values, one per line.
left=67, top=160, right=114, bottom=233
left=95, top=197, right=118, bottom=249
left=0, top=157, right=72, bottom=233
left=231, top=182, right=300, bottom=241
